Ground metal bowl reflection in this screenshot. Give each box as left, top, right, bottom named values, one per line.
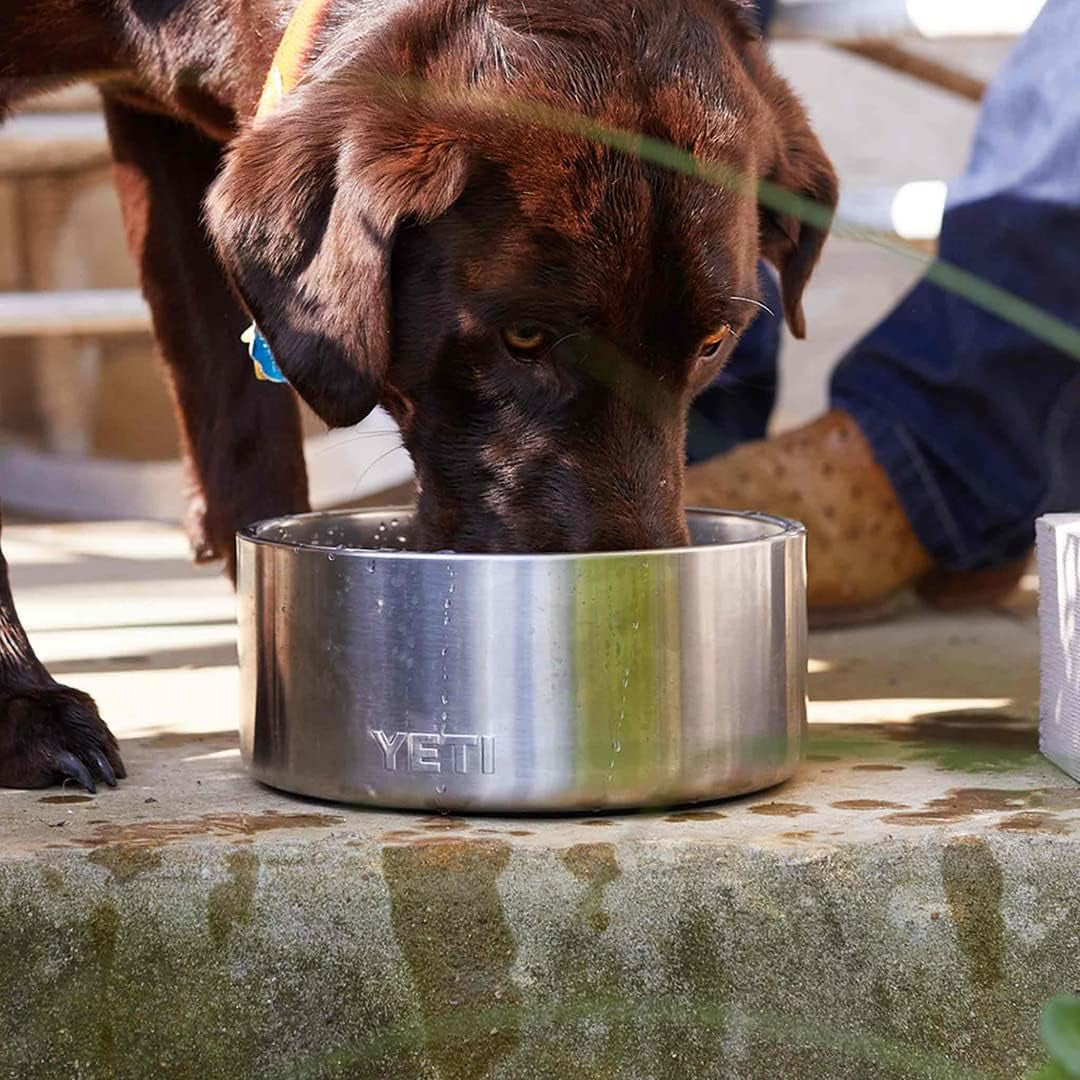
left=237, top=507, right=807, bottom=812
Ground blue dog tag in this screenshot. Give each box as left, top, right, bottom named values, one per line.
left=241, top=323, right=288, bottom=384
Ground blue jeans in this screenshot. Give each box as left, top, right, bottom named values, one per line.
left=693, top=0, right=1080, bottom=571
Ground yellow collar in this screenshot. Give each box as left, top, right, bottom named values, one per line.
left=245, top=0, right=332, bottom=383
left=256, top=0, right=333, bottom=117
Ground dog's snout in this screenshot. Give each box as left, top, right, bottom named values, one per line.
left=587, top=514, right=691, bottom=553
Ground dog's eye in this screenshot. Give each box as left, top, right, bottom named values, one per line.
left=699, top=326, right=732, bottom=359
left=501, top=325, right=547, bottom=358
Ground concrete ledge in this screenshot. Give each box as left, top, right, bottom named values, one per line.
left=1, top=521, right=1076, bottom=1079
left=3, top=737, right=1078, bottom=1079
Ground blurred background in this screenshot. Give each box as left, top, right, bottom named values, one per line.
left=0, top=1, right=1038, bottom=523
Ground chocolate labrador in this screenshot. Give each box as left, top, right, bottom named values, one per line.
left=0, top=0, right=836, bottom=790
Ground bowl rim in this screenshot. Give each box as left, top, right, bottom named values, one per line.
left=237, top=506, right=805, bottom=563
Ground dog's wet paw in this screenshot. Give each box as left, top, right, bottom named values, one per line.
left=0, top=683, right=126, bottom=792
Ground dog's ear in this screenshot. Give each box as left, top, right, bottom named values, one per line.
left=756, top=88, right=838, bottom=339
left=205, top=84, right=467, bottom=428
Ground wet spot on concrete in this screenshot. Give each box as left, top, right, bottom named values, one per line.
left=207, top=850, right=259, bottom=947
left=749, top=802, right=816, bottom=818
left=578, top=819, right=615, bottom=827
left=380, top=830, right=422, bottom=842
left=382, top=838, right=521, bottom=1080
left=70, top=810, right=344, bottom=850
left=831, top=800, right=909, bottom=811
left=561, top=843, right=621, bottom=934
left=38, top=795, right=94, bottom=805
left=942, top=836, right=1005, bottom=990
left=561, top=843, right=620, bottom=885
left=781, top=831, right=817, bottom=841
left=417, top=817, right=470, bottom=832
left=884, top=787, right=1080, bottom=827
left=807, top=754, right=841, bottom=763
left=665, top=810, right=727, bottom=822
left=852, top=764, right=906, bottom=773
left=996, top=812, right=1069, bottom=835
left=88, top=844, right=162, bottom=883
left=507, top=830, right=533, bottom=837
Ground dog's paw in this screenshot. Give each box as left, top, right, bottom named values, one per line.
left=0, top=683, right=126, bottom=792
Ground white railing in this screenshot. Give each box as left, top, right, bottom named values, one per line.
left=774, top=0, right=1046, bottom=39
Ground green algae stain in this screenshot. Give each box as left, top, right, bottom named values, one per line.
left=207, top=850, right=259, bottom=948
left=381, top=838, right=522, bottom=1080
left=87, top=902, right=121, bottom=1072
left=561, top=842, right=621, bottom=932
left=807, top=725, right=897, bottom=763
left=896, top=712, right=1041, bottom=774
left=942, top=836, right=1006, bottom=990
left=809, top=713, right=1043, bottom=775
left=41, top=867, right=64, bottom=893
left=88, top=902, right=120, bottom=973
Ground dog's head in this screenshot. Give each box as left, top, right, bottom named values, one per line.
left=206, top=0, right=836, bottom=552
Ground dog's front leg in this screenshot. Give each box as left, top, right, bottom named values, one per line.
left=103, top=99, right=310, bottom=581
left=0, top=506, right=125, bottom=790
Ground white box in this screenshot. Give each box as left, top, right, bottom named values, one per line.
left=1038, top=514, right=1080, bottom=781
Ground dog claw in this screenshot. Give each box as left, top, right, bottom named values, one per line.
left=55, top=751, right=96, bottom=794
left=91, top=751, right=117, bottom=788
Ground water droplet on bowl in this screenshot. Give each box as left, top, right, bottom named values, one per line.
left=367, top=560, right=376, bottom=574
left=376, top=598, right=385, bottom=611
left=613, top=740, right=622, bottom=752
left=328, top=554, right=335, bottom=562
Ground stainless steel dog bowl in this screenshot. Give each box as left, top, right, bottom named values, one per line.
left=237, top=508, right=807, bottom=812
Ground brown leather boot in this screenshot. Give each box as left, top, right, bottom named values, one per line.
left=683, top=410, right=1028, bottom=626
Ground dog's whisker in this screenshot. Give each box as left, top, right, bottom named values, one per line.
left=309, top=431, right=404, bottom=458
left=728, top=295, right=776, bottom=317
left=351, top=443, right=411, bottom=497
left=543, top=331, right=587, bottom=358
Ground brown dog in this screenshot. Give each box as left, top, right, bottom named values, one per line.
left=0, top=0, right=836, bottom=790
